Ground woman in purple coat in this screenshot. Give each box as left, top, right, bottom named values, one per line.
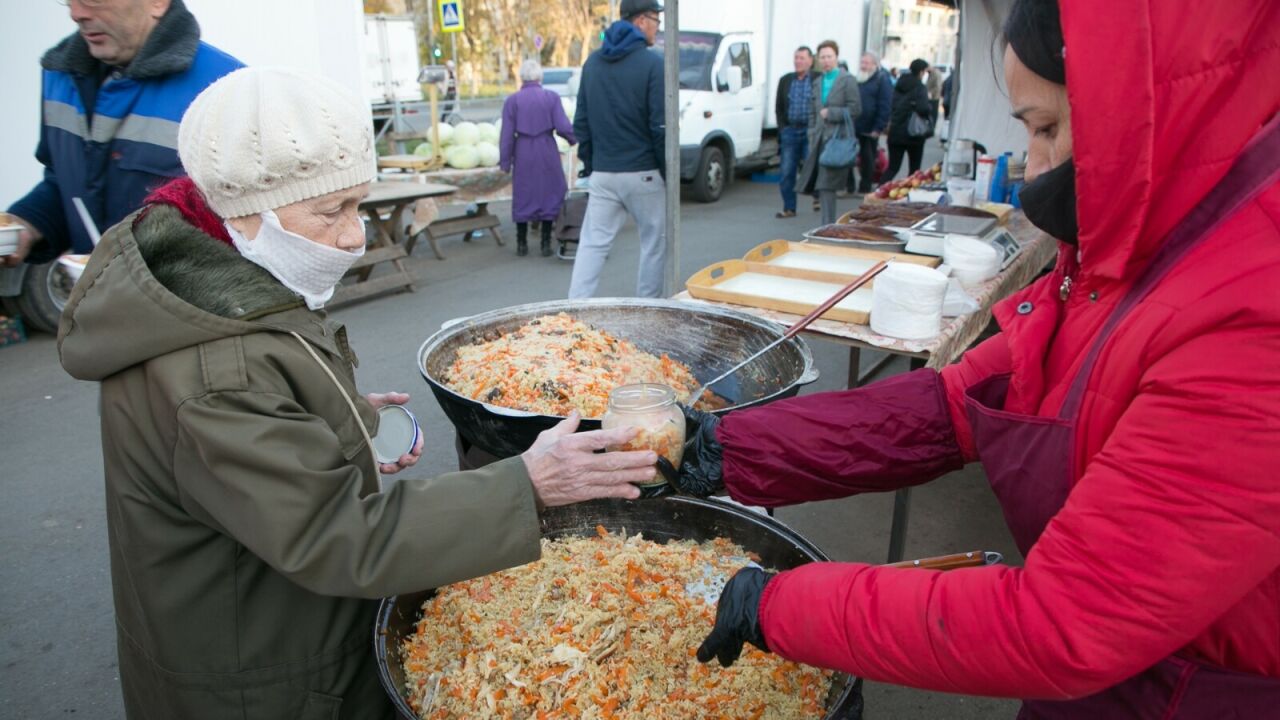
left=500, top=60, right=577, bottom=256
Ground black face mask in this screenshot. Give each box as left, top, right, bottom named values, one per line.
left=1018, top=158, right=1078, bottom=244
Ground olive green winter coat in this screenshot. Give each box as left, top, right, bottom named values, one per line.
left=58, top=206, right=542, bottom=719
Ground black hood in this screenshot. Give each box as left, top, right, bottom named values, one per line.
left=895, top=72, right=924, bottom=94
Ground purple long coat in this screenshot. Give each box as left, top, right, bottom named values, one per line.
left=499, top=82, right=576, bottom=223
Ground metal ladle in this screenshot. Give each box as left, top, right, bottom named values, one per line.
left=685, top=260, right=890, bottom=406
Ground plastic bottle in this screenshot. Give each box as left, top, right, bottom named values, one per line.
left=989, top=153, right=1010, bottom=203
left=1007, top=156, right=1026, bottom=209
left=974, top=156, right=996, bottom=203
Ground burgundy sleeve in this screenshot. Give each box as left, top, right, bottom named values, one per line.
left=719, top=369, right=965, bottom=508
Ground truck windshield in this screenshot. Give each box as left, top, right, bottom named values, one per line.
left=652, top=32, right=720, bottom=90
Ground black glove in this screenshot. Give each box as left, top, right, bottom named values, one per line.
left=696, top=566, right=774, bottom=667
left=654, top=405, right=724, bottom=497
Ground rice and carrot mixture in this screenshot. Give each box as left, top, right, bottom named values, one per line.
left=443, top=313, right=719, bottom=418
left=401, top=527, right=831, bottom=719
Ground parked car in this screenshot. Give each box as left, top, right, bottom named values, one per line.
left=542, top=67, right=580, bottom=97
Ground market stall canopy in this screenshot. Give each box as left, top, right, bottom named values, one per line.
left=950, top=0, right=1029, bottom=158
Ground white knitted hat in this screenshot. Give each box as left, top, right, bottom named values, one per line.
left=178, top=67, right=375, bottom=218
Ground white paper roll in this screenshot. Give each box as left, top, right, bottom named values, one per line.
left=870, top=263, right=949, bottom=340
left=943, top=235, right=1001, bottom=284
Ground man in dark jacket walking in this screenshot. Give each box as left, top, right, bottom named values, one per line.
left=3, top=0, right=241, bottom=267
left=853, top=51, right=893, bottom=194
left=568, top=0, right=667, bottom=299
left=772, top=46, right=814, bottom=218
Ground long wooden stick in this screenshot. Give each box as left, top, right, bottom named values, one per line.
left=888, top=550, right=1003, bottom=571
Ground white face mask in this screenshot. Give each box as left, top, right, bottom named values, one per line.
left=225, top=209, right=365, bottom=310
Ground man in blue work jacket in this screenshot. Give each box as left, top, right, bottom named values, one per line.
left=4, top=0, right=241, bottom=267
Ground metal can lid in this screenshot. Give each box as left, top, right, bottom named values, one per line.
left=371, top=405, right=420, bottom=464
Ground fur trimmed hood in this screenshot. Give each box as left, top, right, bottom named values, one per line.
left=56, top=204, right=334, bottom=382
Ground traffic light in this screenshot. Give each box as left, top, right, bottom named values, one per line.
left=433, top=46, right=443, bottom=58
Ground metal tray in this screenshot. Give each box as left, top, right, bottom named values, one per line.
left=802, top=225, right=909, bottom=253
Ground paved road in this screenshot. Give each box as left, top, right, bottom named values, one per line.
left=0, top=139, right=1021, bottom=718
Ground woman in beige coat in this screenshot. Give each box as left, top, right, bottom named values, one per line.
left=798, top=39, right=861, bottom=225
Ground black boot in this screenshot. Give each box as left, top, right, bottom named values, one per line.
left=516, top=222, right=528, bottom=256
left=540, top=222, right=553, bottom=257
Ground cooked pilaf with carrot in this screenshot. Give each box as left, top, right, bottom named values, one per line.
left=401, top=527, right=831, bottom=719
left=443, top=313, right=722, bottom=418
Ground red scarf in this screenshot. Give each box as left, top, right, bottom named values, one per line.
left=140, top=177, right=234, bottom=247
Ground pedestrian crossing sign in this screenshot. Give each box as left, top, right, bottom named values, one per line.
left=439, top=0, right=464, bottom=33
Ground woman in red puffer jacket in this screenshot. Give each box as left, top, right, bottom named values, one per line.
left=663, top=0, right=1280, bottom=716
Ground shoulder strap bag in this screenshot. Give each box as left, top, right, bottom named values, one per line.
left=820, top=107, right=859, bottom=169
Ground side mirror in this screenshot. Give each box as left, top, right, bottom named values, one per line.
left=716, top=65, right=744, bottom=94
left=418, top=65, right=449, bottom=84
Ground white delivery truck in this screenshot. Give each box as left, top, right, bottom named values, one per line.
left=656, top=0, right=865, bottom=202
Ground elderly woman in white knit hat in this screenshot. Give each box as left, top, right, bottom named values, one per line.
left=57, top=67, right=656, bottom=719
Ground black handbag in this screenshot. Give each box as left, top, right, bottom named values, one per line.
left=907, top=111, right=932, bottom=139
left=819, top=108, right=859, bottom=169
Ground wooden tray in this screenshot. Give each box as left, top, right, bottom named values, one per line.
left=686, top=259, right=876, bottom=325
left=377, top=154, right=444, bottom=171
left=744, top=240, right=939, bottom=285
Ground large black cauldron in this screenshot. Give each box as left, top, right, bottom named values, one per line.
left=418, top=298, right=818, bottom=459
left=374, top=496, right=863, bottom=719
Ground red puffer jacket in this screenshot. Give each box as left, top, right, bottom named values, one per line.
left=716, top=0, right=1280, bottom=700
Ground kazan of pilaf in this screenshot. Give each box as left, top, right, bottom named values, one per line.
left=444, top=313, right=724, bottom=418
left=401, top=527, right=830, bottom=719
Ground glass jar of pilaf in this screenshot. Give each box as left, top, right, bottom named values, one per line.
left=602, top=384, right=685, bottom=490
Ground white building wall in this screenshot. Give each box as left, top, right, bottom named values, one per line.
left=1, top=2, right=71, bottom=207
left=881, top=0, right=958, bottom=69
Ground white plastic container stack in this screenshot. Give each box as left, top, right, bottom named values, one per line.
left=870, top=263, right=949, bottom=340
left=943, top=235, right=1002, bottom=285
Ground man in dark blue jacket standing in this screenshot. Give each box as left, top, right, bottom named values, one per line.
left=853, top=51, right=893, bottom=194
left=772, top=46, right=814, bottom=218
left=568, top=0, right=666, bottom=299
left=3, top=0, right=240, bottom=268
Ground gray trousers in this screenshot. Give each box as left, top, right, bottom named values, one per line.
left=819, top=190, right=838, bottom=225
left=568, top=170, right=667, bottom=299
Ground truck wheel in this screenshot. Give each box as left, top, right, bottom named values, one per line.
left=14, top=261, right=72, bottom=334
left=690, top=146, right=727, bottom=203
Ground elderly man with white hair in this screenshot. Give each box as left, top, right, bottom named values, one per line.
left=499, top=59, right=577, bottom=256
left=57, top=66, right=652, bottom=719
left=853, top=50, right=893, bottom=194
